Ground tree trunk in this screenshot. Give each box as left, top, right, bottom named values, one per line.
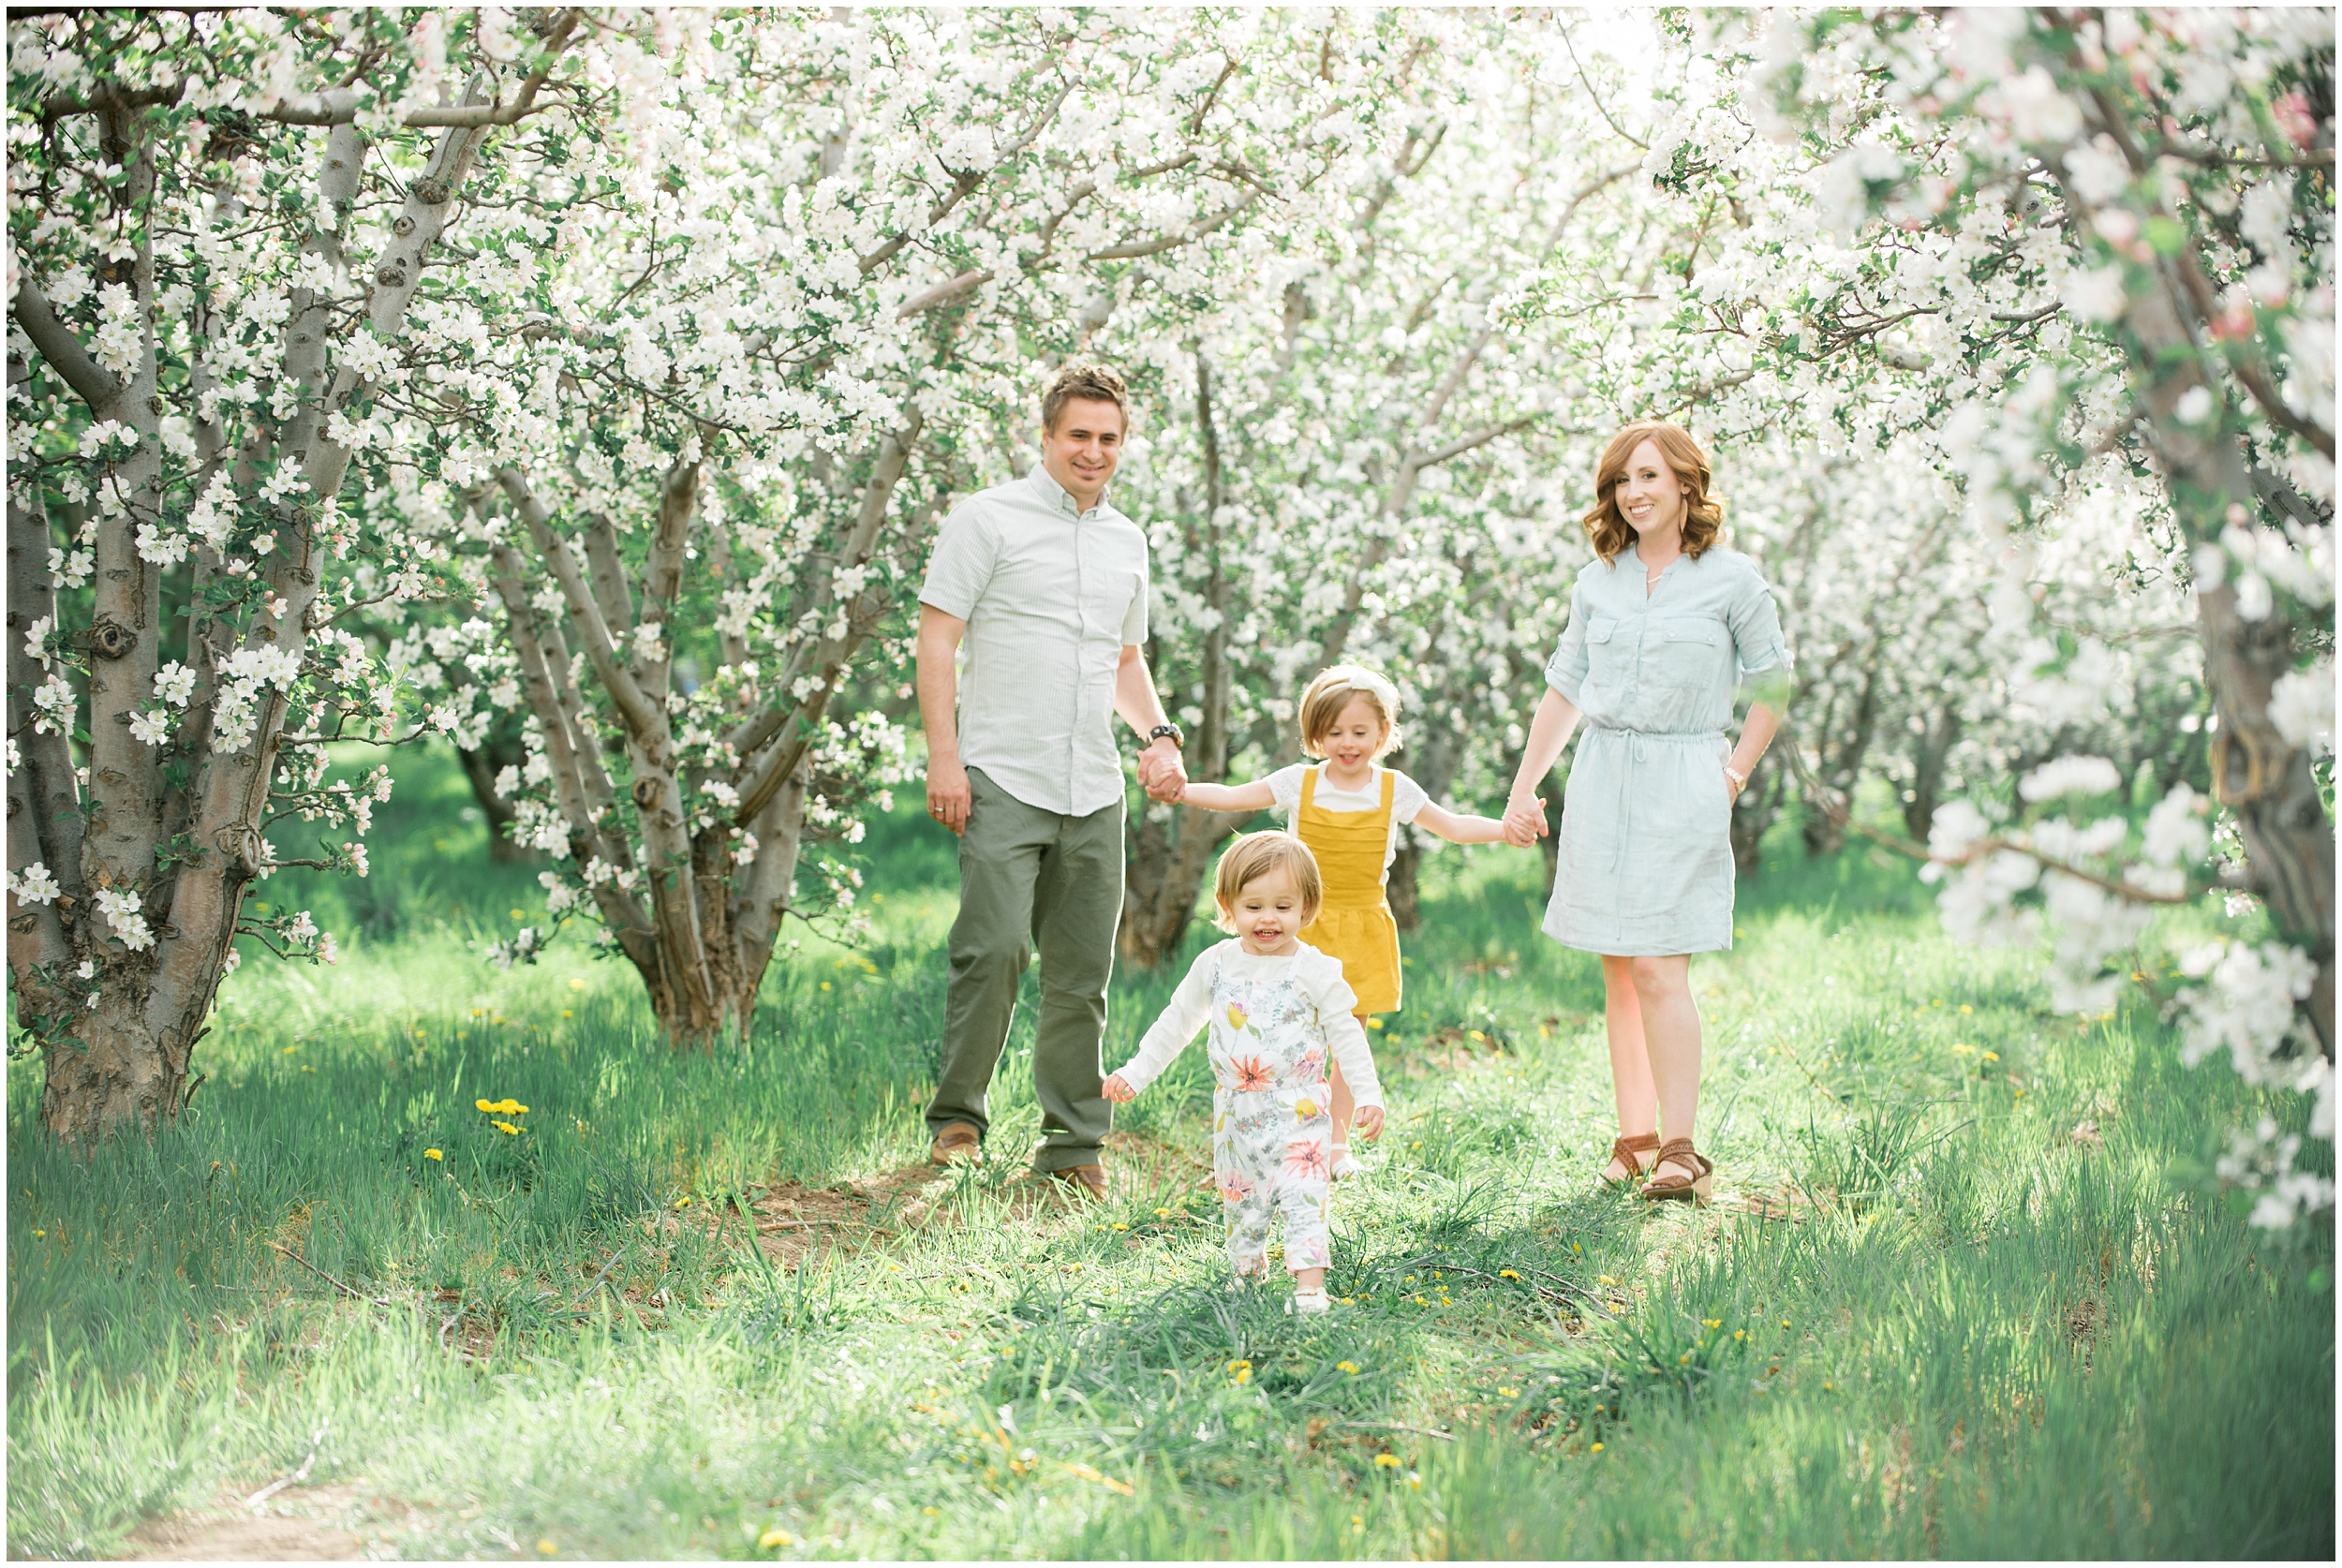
left=1120, top=351, right=1237, bottom=968
left=1730, top=756, right=1781, bottom=877
left=41, top=984, right=204, bottom=1137
left=1119, top=804, right=1239, bottom=966
left=1903, top=706, right=1961, bottom=845
left=2088, top=197, right=2335, bottom=1058
left=455, top=732, right=532, bottom=863
left=1386, top=833, right=1424, bottom=933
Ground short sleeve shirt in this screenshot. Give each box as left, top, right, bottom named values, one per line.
left=919, top=466, right=1149, bottom=816
left=1542, top=543, right=1789, bottom=732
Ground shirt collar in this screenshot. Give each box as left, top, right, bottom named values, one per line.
left=1029, top=463, right=1104, bottom=521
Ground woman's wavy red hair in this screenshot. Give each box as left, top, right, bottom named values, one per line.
left=1581, top=420, right=1724, bottom=565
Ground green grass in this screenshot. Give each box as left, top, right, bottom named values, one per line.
left=7, top=757, right=2333, bottom=1559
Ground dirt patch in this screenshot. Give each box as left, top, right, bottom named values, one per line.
left=123, top=1485, right=368, bottom=1561
left=739, top=1159, right=943, bottom=1267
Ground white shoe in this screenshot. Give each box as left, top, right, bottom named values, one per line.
left=1287, top=1289, right=1332, bottom=1315
left=1330, top=1146, right=1364, bottom=1181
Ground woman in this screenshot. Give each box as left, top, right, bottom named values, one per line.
left=1502, top=420, right=1789, bottom=1202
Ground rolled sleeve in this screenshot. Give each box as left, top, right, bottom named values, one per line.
left=1727, top=570, right=1790, bottom=683
left=917, top=502, right=994, bottom=620
left=1543, top=583, right=1592, bottom=705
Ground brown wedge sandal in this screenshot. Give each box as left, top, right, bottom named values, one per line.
left=1640, top=1136, right=1713, bottom=1205
left=1600, top=1132, right=1661, bottom=1192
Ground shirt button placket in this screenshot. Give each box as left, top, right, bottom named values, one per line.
left=1072, top=510, right=1087, bottom=807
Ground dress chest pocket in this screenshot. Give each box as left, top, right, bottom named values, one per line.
left=1583, top=615, right=1624, bottom=686
left=1653, top=615, right=1722, bottom=693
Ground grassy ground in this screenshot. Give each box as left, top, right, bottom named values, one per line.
left=7, top=749, right=2334, bottom=1559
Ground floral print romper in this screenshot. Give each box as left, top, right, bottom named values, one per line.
left=1208, top=953, right=1335, bottom=1276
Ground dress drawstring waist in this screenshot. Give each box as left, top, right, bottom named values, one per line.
left=1580, top=727, right=1725, bottom=743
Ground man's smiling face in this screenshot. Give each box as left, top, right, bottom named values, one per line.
left=1040, top=396, right=1125, bottom=509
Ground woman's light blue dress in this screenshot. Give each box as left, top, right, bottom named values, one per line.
left=1541, top=542, right=1789, bottom=956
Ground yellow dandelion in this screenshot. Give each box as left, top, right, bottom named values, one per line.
left=1981, top=1050, right=2000, bottom=1062
left=493, top=1120, right=519, bottom=1135
left=537, top=1539, right=556, bottom=1556
left=475, top=1098, right=494, bottom=1112
left=1499, top=1269, right=1520, bottom=1280
left=1499, top=1386, right=1519, bottom=1398
left=758, top=1525, right=793, bottom=1548
left=1467, top=1029, right=1486, bottom=1043
left=1367, top=1018, right=1384, bottom=1029
left=1338, top=1361, right=1360, bottom=1374
left=424, top=1148, right=443, bottom=1161
left=1374, top=1454, right=1401, bottom=1469
left=569, top=978, right=586, bottom=991
left=820, top=981, right=831, bottom=991
left=1702, top=1318, right=1721, bottom=1328
left=1590, top=1442, right=1604, bottom=1454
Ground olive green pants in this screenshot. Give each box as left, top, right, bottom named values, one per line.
left=926, top=767, right=1122, bottom=1172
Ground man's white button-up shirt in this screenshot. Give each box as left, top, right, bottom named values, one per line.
left=918, top=466, right=1151, bottom=817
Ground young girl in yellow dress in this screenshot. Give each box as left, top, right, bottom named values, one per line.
left=1178, top=665, right=1513, bottom=1176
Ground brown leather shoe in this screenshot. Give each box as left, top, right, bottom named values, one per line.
left=1047, top=1162, right=1107, bottom=1199
left=928, top=1122, right=983, bottom=1167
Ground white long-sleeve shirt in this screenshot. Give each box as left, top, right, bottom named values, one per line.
left=1112, top=939, right=1385, bottom=1109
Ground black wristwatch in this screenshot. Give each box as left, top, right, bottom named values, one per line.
left=1146, top=722, right=1185, bottom=749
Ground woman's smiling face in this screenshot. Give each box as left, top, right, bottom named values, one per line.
left=1617, top=437, right=1690, bottom=540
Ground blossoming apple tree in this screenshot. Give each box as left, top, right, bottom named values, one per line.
left=408, top=8, right=1394, bottom=1043
left=7, top=8, right=597, bottom=1135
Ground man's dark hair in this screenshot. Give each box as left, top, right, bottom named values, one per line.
left=1041, top=362, right=1131, bottom=435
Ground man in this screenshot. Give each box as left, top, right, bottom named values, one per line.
left=915, top=363, right=1188, bottom=1197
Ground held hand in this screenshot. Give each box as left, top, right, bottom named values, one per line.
left=926, top=755, right=972, bottom=836
left=1502, top=796, right=1547, bottom=847
left=1140, top=738, right=1188, bottom=803
left=1101, top=1072, right=1136, bottom=1104
left=1354, top=1104, right=1386, bottom=1141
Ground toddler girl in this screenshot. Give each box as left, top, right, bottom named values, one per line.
left=1103, top=833, right=1385, bottom=1313
left=1178, top=665, right=1511, bottom=1177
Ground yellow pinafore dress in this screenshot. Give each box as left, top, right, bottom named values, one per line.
left=1295, top=767, right=1404, bottom=1015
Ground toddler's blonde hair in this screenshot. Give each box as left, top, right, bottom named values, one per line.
left=1212, top=832, right=1324, bottom=933
left=1298, top=664, right=1403, bottom=760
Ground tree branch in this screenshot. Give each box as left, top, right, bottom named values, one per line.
left=497, top=467, right=667, bottom=747
left=733, top=410, right=924, bottom=824
left=1086, top=189, right=1260, bottom=260
left=8, top=279, right=122, bottom=410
